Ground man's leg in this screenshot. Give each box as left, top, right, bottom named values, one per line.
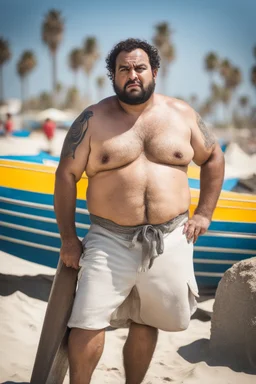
left=68, top=328, right=105, bottom=384
left=123, top=322, right=158, bottom=384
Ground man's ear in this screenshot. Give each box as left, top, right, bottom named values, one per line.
left=152, top=69, right=158, bottom=79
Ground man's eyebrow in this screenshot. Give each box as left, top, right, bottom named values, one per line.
left=118, top=62, right=148, bottom=69
left=118, top=64, right=130, bottom=69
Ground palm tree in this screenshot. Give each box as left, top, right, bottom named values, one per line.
left=253, top=46, right=256, bottom=60
left=219, top=59, right=232, bottom=80
left=199, top=99, right=214, bottom=118
left=0, top=37, right=11, bottom=103
left=42, top=9, right=64, bottom=95
left=251, top=65, right=256, bottom=88
left=69, top=48, right=83, bottom=88
left=153, top=22, right=175, bottom=94
left=17, top=50, right=37, bottom=105
left=226, top=67, right=242, bottom=123
left=39, top=91, right=52, bottom=110
left=65, top=86, right=80, bottom=109
left=225, top=67, right=242, bottom=90
left=220, top=87, right=232, bottom=124
left=204, top=52, right=219, bottom=86
left=96, top=76, right=106, bottom=100
left=238, top=95, right=250, bottom=122
left=83, top=36, right=100, bottom=98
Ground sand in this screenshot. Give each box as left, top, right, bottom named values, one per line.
left=0, top=129, right=66, bottom=157
left=0, top=252, right=256, bottom=384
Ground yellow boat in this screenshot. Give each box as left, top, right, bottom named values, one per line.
left=0, top=157, right=255, bottom=287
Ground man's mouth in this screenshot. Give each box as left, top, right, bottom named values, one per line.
left=126, top=82, right=141, bottom=89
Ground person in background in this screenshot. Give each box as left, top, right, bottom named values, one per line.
left=42, top=118, right=56, bottom=154
left=4, top=113, right=13, bottom=136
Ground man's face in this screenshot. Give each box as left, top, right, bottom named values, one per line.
left=113, top=49, right=157, bottom=105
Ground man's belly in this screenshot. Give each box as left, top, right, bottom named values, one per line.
left=86, top=158, right=191, bottom=226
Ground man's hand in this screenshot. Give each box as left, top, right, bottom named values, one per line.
left=60, top=237, right=83, bottom=269
left=183, top=214, right=211, bottom=244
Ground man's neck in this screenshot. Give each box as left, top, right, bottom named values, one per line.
left=117, top=95, right=155, bottom=117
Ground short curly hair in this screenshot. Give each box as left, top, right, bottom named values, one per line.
left=106, top=38, right=161, bottom=81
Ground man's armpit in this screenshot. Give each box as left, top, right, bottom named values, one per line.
left=61, top=110, right=94, bottom=159
left=196, top=113, right=215, bottom=150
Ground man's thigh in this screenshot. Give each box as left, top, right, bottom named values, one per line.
left=68, top=224, right=140, bottom=330
left=135, top=225, right=199, bottom=331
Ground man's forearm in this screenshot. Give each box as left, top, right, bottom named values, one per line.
left=195, top=145, right=225, bottom=220
left=54, top=171, right=78, bottom=242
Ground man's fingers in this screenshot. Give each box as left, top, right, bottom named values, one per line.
left=61, top=256, right=79, bottom=270
left=200, top=227, right=207, bottom=235
left=186, top=222, right=196, bottom=240
left=183, top=222, right=189, bottom=234
left=184, top=221, right=204, bottom=243
left=183, top=220, right=193, bottom=234
left=193, top=227, right=201, bottom=243
left=71, top=263, right=79, bottom=270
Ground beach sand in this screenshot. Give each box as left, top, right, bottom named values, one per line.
left=1, top=252, right=256, bottom=384
left=0, top=129, right=67, bottom=157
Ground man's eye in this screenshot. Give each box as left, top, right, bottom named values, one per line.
left=137, top=67, right=145, bottom=72
left=121, top=68, right=128, bottom=72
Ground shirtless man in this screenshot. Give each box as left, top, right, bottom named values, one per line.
left=54, top=38, right=224, bottom=384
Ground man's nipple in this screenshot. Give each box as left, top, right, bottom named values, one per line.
left=174, top=151, right=183, bottom=159
left=102, top=154, right=110, bottom=164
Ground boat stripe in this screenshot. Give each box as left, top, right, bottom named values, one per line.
left=194, top=246, right=255, bottom=255
left=0, top=209, right=89, bottom=229
left=0, top=235, right=60, bottom=252
left=0, top=196, right=89, bottom=214
left=0, top=163, right=87, bottom=179
left=0, top=221, right=61, bottom=237
left=194, top=258, right=239, bottom=265
left=195, top=271, right=224, bottom=277
left=204, top=231, right=255, bottom=239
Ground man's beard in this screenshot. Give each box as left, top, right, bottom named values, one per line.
left=113, top=78, right=155, bottom=105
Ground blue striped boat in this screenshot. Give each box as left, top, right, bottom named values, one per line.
left=0, top=155, right=255, bottom=288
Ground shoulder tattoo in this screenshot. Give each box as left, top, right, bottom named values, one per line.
left=196, top=113, right=215, bottom=149
left=61, top=110, right=93, bottom=159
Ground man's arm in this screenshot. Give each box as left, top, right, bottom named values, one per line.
left=54, top=108, right=94, bottom=268
left=184, top=112, right=225, bottom=243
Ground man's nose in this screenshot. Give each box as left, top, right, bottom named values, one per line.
left=129, top=69, right=138, bottom=80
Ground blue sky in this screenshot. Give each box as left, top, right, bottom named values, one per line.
left=0, top=0, right=255, bottom=105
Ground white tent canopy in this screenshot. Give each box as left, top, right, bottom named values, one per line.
left=35, top=108, right=76, bottom=122
left=224, top=142, right=256, bottom=180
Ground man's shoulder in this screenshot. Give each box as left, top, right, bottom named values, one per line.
left=82, top=96, right=117, bottom=117
left=157, top=94, right=195, bottom=117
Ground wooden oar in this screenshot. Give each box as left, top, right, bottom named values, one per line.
left=30, top=259, right=78, bottom=384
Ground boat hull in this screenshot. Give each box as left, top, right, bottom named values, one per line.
left=1, top=159, right=255, bottom=287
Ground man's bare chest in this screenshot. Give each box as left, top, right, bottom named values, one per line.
left=87, top=117, right=194, bottom=172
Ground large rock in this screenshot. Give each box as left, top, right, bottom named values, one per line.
left=210, top=257, right=256, bottom=370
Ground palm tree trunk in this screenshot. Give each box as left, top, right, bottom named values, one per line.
left=73, top=71, right=77, bottom=89
left=85, top=74, right=90, bottom=100
left=26, top=75, right=29, bottom=102
left=161, top=63, right=167, bottom=95
left=0, top=65, right=4, bottom=103
left=52, top=50, right=57, bottom=103
left=20, top=77, right=25, bottom=104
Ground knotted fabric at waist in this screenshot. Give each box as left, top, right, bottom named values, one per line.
left=89, top=211, right=189, bottom=271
